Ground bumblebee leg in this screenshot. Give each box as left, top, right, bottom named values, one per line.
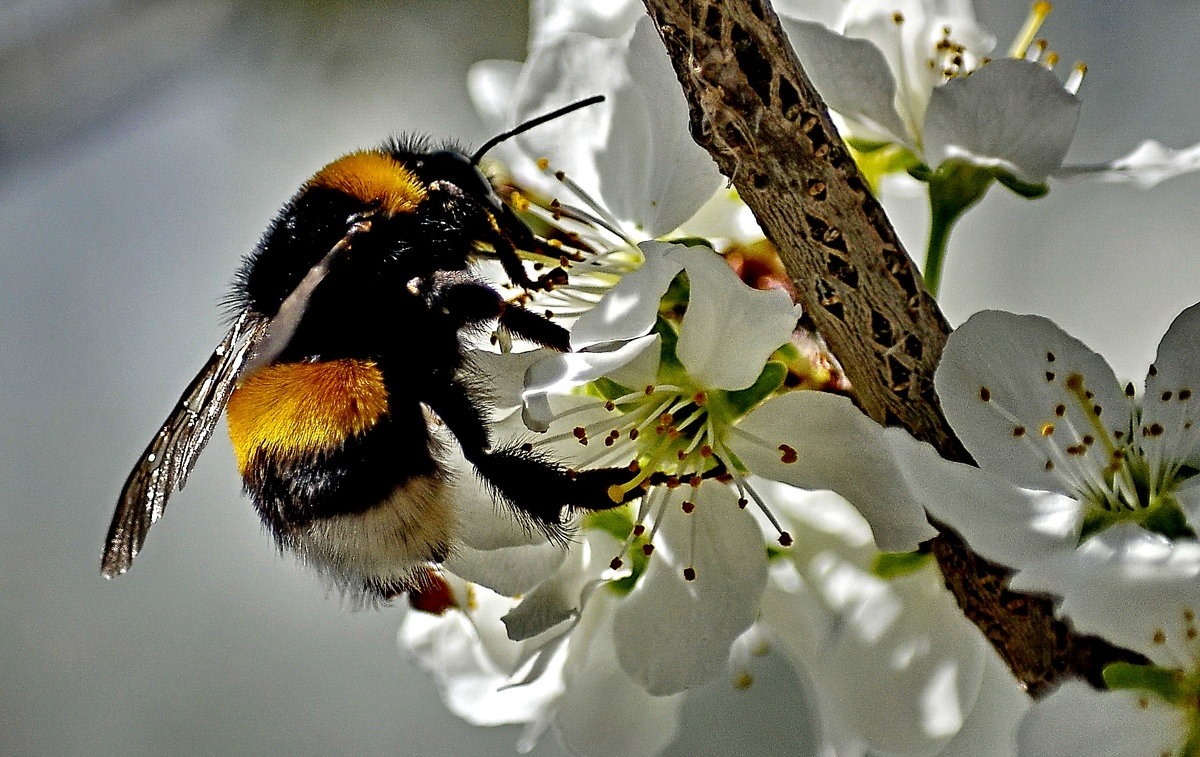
left=431, top=275, right=570, bottom=351
left=422, top=377, right=634, bottom=536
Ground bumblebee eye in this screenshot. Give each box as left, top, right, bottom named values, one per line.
left=427, top=150, right=502, bottom=209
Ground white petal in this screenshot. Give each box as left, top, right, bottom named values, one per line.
left=732, top=392, right=937, bottom=552
left=933, top=646, right=1028, bottom=757
left=445, top=540, right=566, bottom=599
left=1141, top=302, right=1200, bottom=479
left=671, top=245, right=798, bottom=391
left=398, top=588, right=565, bottom=727
left=764, top=534, right=989, bottom=755
left=597, top=18, right=725, bottom=235
left=571, top=241, right=683, bottom=349
left=528, top=0, right=644, bottom=47
left=613, top=483, right=769, bottom=695
left=780, top=19, right=912, bottom=148
left=1011, top=524, right=1200, bottom=666
left=935, top=309, right=1132, bottom=497
left=816, top=565, right=987, bottom=754
left=501, top=537, right=591, bottom=642
left=467, top=59, right=522, bottom=132
left=737, top=391, right=1082, bottom=566
left=1017, top=681, right=1184, bottom=757
left=925, top=58, right=1081, bottom=183
left=466, top=348, right=551, bottom=421
left=1058, top=138, right=1200, bottom=188
left=521, top=335, right=660, bottom=431
left=552, top=591, right=686, bottom=756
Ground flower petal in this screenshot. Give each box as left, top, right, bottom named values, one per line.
left=1058, top=138, right=1200, bottom=188
left=522, top=334, right=660, bottom=431
left=762, top=510, right=989, bottom=756
left=613, top=483, right=769, bottom=695
left=1017, top=681, right=1184, bottom=757
left=933, top=646, right=1029, bottom=757
left=671, top=246, right=798, bottom=391
left=528, top=0, right=644, bottom=47
left=935, top=309, right=1132, bottom=497
left=552, top=591, right=686, bottom=756
left=398, top=584, right=565, bottom=727
left=571, top=241, right=682, bottom=349
left=780, top=18, right=912, bottom=148
left=1140, top=302, right=1200, bottom=481
left=732, top=392, right=937, bottom=551
left=924, top=58, right=1080, bottom=184
left=1010, top=523, right=1200, bottom=666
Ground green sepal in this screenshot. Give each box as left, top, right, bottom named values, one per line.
left=723, top=361, right=789, bottom=416
left=583, top=508, right=648, bottom=596
left=662, top=236, right=716, bottom=249
left=995, top=171, right=1049, bottom=198
left=871, top=550, right=934, bottom=579
left=1102, top=661, right=1187, bottom=704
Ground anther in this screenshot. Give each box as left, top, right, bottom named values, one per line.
left=778, top=444, right=799, bottom=464
left=1040, top=423, right=1055, bottom=436
left=778, top=532, right=793, bottom=547
left=683, top=567, right=697, bottom=581
left=642, top=543, right=655, bottom=556
left=1065, top=373, right=1084, bottom=391
left=682, top=501, right=696, bottom=514
left=610, top=557, right=624, bottom=570
left=979, top=386, right=991, bottom=402
left=1054, top=404, right=1066, bottom=417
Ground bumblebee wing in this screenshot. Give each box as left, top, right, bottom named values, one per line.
left=101, top=310, right=269, bottom=578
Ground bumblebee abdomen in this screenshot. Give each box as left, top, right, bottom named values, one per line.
left=226, top=358, right=390, bottom=472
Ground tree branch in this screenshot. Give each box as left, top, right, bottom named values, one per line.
left=639, top=0, right=1142, bottom=696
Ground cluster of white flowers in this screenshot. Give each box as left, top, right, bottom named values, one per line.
left=396, top=1, right=1200, bottom=755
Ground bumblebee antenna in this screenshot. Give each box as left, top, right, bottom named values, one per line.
left=470, top=95, right=605, bottom=165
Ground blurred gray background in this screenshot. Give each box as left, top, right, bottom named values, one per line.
left=2, top=1, right=1198, bottom=755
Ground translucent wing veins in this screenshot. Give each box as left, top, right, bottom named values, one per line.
left=101, top=310, right=270, bottom=578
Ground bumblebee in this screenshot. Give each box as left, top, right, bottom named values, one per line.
left=102, top=97, right=635, bottom=601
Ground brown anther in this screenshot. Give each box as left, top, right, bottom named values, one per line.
left=778, top=532, right=794, bottom=547
left=605, top=436, right=616, bottom=447
left=610, top=557, right=624, bottom=570
left=700, top=445, right=713, bottom=457
left=1083, top=435, right=1095, bottom=446
left=1185, top=609, right=1195, bottom=622
left=521, top=442, right=534, bottom=452
left=1045, top=371, right=1056, bottom=382
left=1013, top=426, right=1027, bottom=437
left=1055, top=404, right=1066, bottom=417
left=1149, top=364, right=1159, bottom=377
left=666, top=476, right=681, bottom=489
left=693, top=392, right=708, bottom=406
left=1163, top=391, right=1174, bottom=402
left=573, top=426, right=588, bottom=439
left=629, top=428, right=640, bottom=441
left=682, top=501, right=696, bottom=513
left=605, top=400, right=616, bottom=411
left=628, top=460, right=641, bottom=473
left=979, top=386, right=991, bottom=402
left=642, top=543, right=655, bottom=556
left=554, top=170, right=566, bottom=181
left=1181, top=389, right=1194, bottom=401
left=645, top=385, right=656, bottom=395
left=1093, top=405, right=1103, bottom=416
left=1066, top=373, right=1084, bottom=391
left=1045, top=460, right=1055, bottom=471
left=632, top=524, right=646, bottom=536
left=1046, top=351, right=1056, bottom=362
left=778, top=444, right=799, bottom=464
left=737, top=497, right=748, bottom=509
left=683, top=567, right=697, bottom=581
left=677, top=450, right=687, bottom=460
left=892, top=11, right=905, bottom=23
left=1066, top=445, right=1086, bottom=456
left=1040, top=423, right=1055, bottom=436
left=1126, top=382, right=1136, bottom=397
left=1153, top=629, right=1167, bottom=644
